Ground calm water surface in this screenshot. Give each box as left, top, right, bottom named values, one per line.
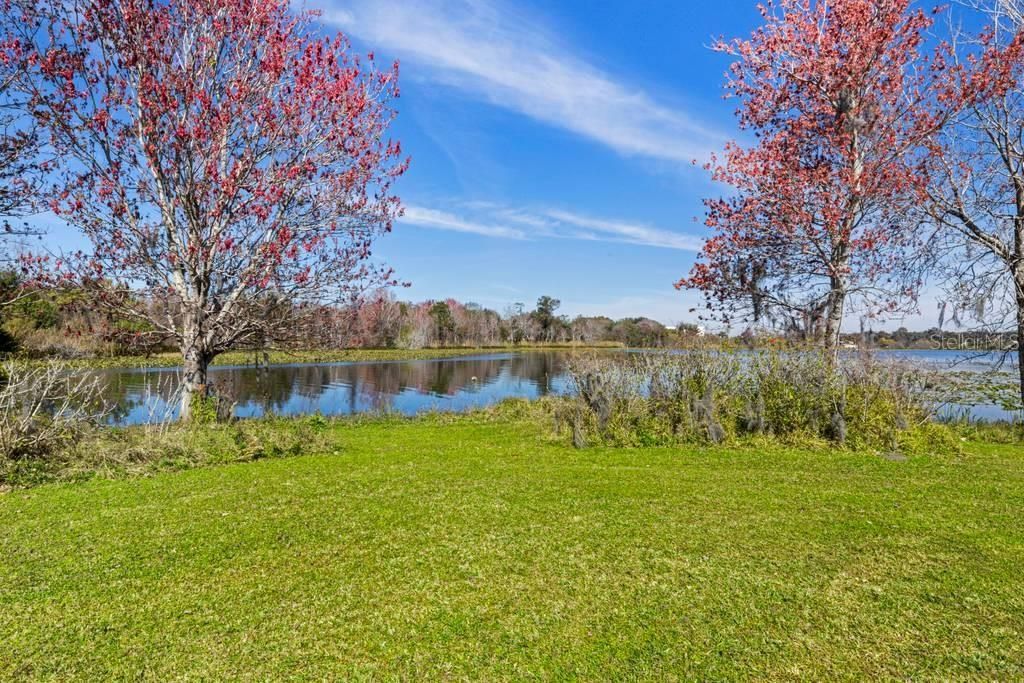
left=101, top=352, right=571, bottom=425
left=96, top=349, right=1020, bottom=425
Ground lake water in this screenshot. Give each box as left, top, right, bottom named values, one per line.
left=101, top=352, right=572, bottom=425
left=96, top=349, right=1021, bottom=426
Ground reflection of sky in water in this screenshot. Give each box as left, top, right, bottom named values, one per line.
left=96, top=350, right=1020, bottom=426
left=939, top=403, right=1022, bottom=423
left=875, top=349, right=1019, bottom=372
left=100, top=353, right=571, bottom=425
left=876, top=351, right=1021, bottom=422
left=233, top=366, right=572, bottom=419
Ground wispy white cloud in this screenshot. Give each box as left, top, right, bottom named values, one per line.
left=543, top=209, right=704, bottom=251
left=399, top=202, right=701, bottom=251
left=321, top=0, right=725, bottom=164
left=400, top=206, right=526, bottom=239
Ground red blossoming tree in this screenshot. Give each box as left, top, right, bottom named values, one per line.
left=0, top=1, right=46, bottom=244
left=678, top=0, right=956, bottom=357
left=925, top=0, right=1024, bottom=406
left=14, top=0, right=407, bottom=418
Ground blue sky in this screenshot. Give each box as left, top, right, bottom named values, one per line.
left=317, top=0, right=944, bottom=329
left=314, top=0, right=766, bottom=326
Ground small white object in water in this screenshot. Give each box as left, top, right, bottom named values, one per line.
left=471, top=376, right=478, bottom=382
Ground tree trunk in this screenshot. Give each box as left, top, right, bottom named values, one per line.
left=823, top=278, right=846, bottom=365
left=1016, top=286, right=1024, bottom=410
left=1010, top=163, right=1024, bottom=409
left=180, top=335, right=210, bottom=422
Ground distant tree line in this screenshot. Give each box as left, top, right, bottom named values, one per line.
left=851, top=328, right=1019, bottom=352
left=245, top=294, right=701, bottom=350
left=0, top=282, right=704, bottom=356
left=11, top=272, right=1015, bottom=356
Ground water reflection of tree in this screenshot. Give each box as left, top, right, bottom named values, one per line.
left=510, top=352, right=560, bottom=396
left=97, top=352, right=570, bottom=422
left=98, top=369, right=182, bottom=420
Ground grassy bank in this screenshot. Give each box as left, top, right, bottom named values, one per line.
left=13, top=343, right=625, bottom=370
left=2, top=412, right=1024, bottom=679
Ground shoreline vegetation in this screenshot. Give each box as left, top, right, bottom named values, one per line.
left=9, top=342, right=627, bottom=370
left=8, top=339, right=1023, bottom=373
left=2, top=398, right=1021, bottom=491
left=3, top=350, right=1022, bottom=489
left=1, top=345, right=1021, bottom=490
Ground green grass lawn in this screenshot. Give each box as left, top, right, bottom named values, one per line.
left=2, top=416, right=1023, bottom=679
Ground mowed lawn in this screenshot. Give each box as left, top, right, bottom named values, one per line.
left=2, top=417, right=1023, bottom=680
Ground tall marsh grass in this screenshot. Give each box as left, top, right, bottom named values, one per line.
left=558, top=350, right=957, bottom=453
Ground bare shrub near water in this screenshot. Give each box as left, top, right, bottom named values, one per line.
left=560, top=351, right=952, bottom=452
left=52, top=415, right=333, bottom=484
left=0, top=361, right=107, bottom=463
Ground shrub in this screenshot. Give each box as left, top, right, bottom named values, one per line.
left=558, top=350, right=955, bottom=453
left=0, top=361, right=107, bottom=473
left=5, top=326, right=119, bottom=359
left=188, top=393, right=220, bottom=425
left=2, top=414, right=335, bottom=487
